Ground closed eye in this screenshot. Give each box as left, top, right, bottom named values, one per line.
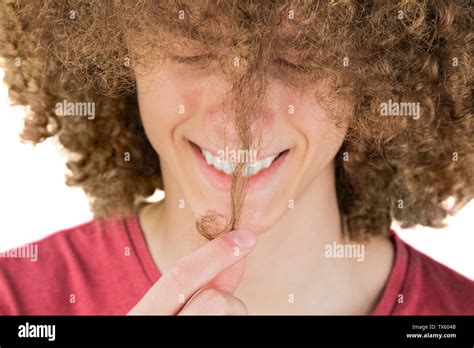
left=171, top=54, right=308, bottom=71
left=274, top=58, right=309, bottom=73
left=171, top=53, right=215, bottom=64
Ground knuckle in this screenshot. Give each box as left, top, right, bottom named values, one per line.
left=164, top=261, right=190, bottom=288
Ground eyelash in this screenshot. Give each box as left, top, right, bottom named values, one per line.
left=274, top=58, right=308, bottom=73
left=172, top=55, right=308, bottom=72
left=172, top=54, right=214, bottom=64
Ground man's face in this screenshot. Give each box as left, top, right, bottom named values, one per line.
left=135, top=44, right=347, bottom=234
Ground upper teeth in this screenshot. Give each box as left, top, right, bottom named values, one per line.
left=201, top=148, right=278, bottom=176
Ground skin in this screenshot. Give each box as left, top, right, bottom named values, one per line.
left=129, top=229, right=255, bottom=315
left=129, top=44, right=395, bottom=315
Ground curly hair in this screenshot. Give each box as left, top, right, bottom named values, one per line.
left=0, top=0, right=472, bottom=240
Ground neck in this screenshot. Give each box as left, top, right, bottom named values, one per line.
left=139, top=162, right=394, bottom=314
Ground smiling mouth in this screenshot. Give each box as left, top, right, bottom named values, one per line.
left=189, top=141, right=289, bottom=177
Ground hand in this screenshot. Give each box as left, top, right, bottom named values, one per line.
left=128, top=229, right=256, bottom=315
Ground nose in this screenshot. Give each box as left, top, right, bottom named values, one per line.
left=200, top=80, right=275, bottom=151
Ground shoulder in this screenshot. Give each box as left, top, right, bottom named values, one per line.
left=0, top=218, right=131, bottom=270
left=0, top=216, right=156, bottom=314
left=391, top=233, right=474, bottom=315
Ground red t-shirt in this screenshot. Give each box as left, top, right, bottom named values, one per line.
left=0, top=216, right=473, bottom=315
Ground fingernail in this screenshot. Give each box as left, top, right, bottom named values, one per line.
left=232, top=229, right=256, bottom=250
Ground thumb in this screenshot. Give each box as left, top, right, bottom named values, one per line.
left=206, top=253, right=249, bottom=294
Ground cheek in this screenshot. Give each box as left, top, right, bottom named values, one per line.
left=267, top=79, right=346, bottom=139
left=302, top=109, right=346, bottom=173
left=136, top=73, right=204, bottom=153
left=297, top=104, right=346, bottom=152
left=281, top=89, right=347, bottom=169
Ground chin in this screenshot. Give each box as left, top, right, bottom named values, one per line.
left=238, top=200, right=289, bottom=235
left=188, top=195, right=287, bottom=237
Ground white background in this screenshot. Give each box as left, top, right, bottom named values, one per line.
left=0, top=69, right=473, bottom=279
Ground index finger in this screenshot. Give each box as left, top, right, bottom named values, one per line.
left=128, top=229, right=256, bottom=315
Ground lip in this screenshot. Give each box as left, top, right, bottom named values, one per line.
left=189, top=140, right=290, bottom=192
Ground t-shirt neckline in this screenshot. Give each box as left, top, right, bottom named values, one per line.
left=124, top=214, right=408, bottom=315
left=124, top=214, right=162, bottom=284
left=370, top=231, right=409, bottom=315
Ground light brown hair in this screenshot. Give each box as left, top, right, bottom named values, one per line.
left=1, top=0, right=472, bottom=240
